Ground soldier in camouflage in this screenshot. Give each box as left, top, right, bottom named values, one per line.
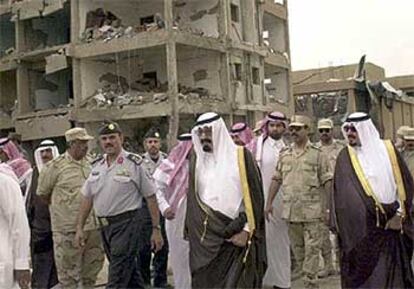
left=402, top=127, right=414, bottom=179
left=315, top=118, right=344, bottom=278
left=37, top=128, right=104, bottom=289
left=265, top=115, right=333, bottom=289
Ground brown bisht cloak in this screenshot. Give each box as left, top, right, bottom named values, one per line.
left=331, top=146, right=414, bottom=289
left=185, top=147, right=267, bottom=289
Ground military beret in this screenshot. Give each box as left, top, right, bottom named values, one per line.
left=144, top=127, right=161, bottom=139
left=98, top=121, right=122, bottom=135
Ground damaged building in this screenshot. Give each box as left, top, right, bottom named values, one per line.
left=0, top=0, right=292, bottom=151
left=292, top=62, right=414, bottom=139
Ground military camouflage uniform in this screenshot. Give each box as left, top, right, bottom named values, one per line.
left=273, top=142, right=332, bottom=288
left=38, top=152, right=104, bottom=289
left=140, top=151, right=169, bottom=287
left=402, top=150, right=414, bottom=178
left=316, top=140, right=345, bottom=274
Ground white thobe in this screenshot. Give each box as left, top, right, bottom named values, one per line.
left=0, top=173, right=30, bottom=289
left=261, top=138, right=291, bottom=288
left=156, top=179, right=191, bottom=289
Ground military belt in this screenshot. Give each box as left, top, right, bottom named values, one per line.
left=98, top=209, right=138, bottom=227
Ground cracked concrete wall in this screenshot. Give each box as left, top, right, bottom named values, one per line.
left=174, top=0, right=219, bottom=38
left=263, top=12, right=287, bottom=53
left=79, top=46, right=167, bottom=102
left=177, top=46, right=222, bottom=97
left=79, top=0, right=164, bottom=39
left=23, top=4, right=70, bottom=51
left=16, top=114, right=72, bottom=140
left=0, top=13, right=15, bottom=57
left=28, top=67, right=71, bottom=110
left=265, top=64, right=289, bottom=103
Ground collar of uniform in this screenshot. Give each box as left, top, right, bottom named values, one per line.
left=292, top=141, right=313, bottom=154
left=104, top=149, right=127, bottom=166
left=65, top=151, right=87, bottom=164
left=144, top=152, right=164, bottom=164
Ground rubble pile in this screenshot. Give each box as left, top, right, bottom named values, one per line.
left=81, top=8, right=165, bottom=43
left=82, top=73, right=221, bottom=109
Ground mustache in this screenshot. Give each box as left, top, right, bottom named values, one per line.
left=200, top=139, right=212, bottom=144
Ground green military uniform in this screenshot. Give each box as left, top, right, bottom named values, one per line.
left=402, top=149, right=414, bottom=177
left=273, top=141, right=332, bottom=288
left=315, top=139, right=344, bottom=275
left=37, top=128, right=104, bottom=289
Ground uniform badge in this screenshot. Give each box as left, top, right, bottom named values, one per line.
left=117, top=157, right=124, bottom=164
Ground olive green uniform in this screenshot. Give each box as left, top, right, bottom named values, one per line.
left=273, top=142, right=332, bottom=288
left=38, top=152, right=104, bottom=289
left=316, top=140, right=345, bottom=274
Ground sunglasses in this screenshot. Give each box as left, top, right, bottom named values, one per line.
left=319, top=129, right=331, bottom=133
left=289, top=126, right=303, bottom=132
left=344, top=126, right=357, bottom=133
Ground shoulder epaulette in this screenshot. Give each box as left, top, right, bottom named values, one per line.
left=127, top=153, right=143, bottom=165
left=91, top=155, right=104, bottom=166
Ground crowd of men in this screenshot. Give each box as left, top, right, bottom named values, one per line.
left=1, top=110, right=414, bottom=289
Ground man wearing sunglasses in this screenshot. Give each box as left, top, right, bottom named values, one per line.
left=330, top=112, right=414, bottom=288
left=265, top=115, right=333, bottom=289
left=315, top=119, right=344, bottom=279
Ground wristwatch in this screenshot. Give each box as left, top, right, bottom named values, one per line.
left=152, top=225, right=161, bottom=230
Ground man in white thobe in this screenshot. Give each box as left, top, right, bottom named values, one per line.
left=0, top=170, right=31, bottom=289
left=251, top=111, right=291, bottom=289
left=153, top=133, right=193, bottom=289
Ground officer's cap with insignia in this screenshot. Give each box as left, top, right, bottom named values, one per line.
left=144, top=127, right=161, bottom=140
left=98, top=120, right=122, bottom=135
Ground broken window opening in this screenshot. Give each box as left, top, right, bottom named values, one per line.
left=252, top=67, right=260, bottom=85
left=80, top=1, right=165, bottom=44
left=264, top=78, right=272, bottom=85
left=0, top=13, right=16, bottom=58
left=0, top=71, right=17, bottom=120
left=23, top=3, right=70, bottom=52
left=233, top=63, right=242, bottom=81
left=173, top=0, right=219, bottom=38
left=28, top=67, right=72, bottom=112
left=80, top=46, right=169, bottom=109
left=263, top=12, right=287, bottom=54
left=140, top=15, right=155, bottom=25
left=142, top=71, right=158, bottom=89
left=230, top=4, right=240, bottom=23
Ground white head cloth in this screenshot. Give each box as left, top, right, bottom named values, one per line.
left=342, top=112, right=397, bottom=204
left=191, top=112, right=242, bottom=219
left=34, top=140, right=60, bottom=172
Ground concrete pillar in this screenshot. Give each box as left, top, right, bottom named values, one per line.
left=165, top=0, right=179, bottom=149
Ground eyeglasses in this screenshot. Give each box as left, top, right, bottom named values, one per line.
left=343, top=126, right=357, bottom=133
left=319, top=129, right=331, bottom=133
left=289, top=126, right=303, bottom=132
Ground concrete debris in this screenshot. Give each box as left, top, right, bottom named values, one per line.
left=81, top=8, right=165, bottom=43
left=45, top=50, right=67, bottom=74
left=295, top=91, right=348, bottom=124
left=173, top=1, right=220, bottom=38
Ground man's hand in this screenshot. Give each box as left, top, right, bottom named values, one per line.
left=14, top=269, right=30, bottom=289
left=74, top=228, right=86, bottom=249
left=229, top=230, right=249, bottom=247
left=264, top=203, right=273, bottom=222
left=164, top=207, right=175, bottom=220
left=151, top=228, right=164, bottom=252
left=385, top=214, right=403, bottom=231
